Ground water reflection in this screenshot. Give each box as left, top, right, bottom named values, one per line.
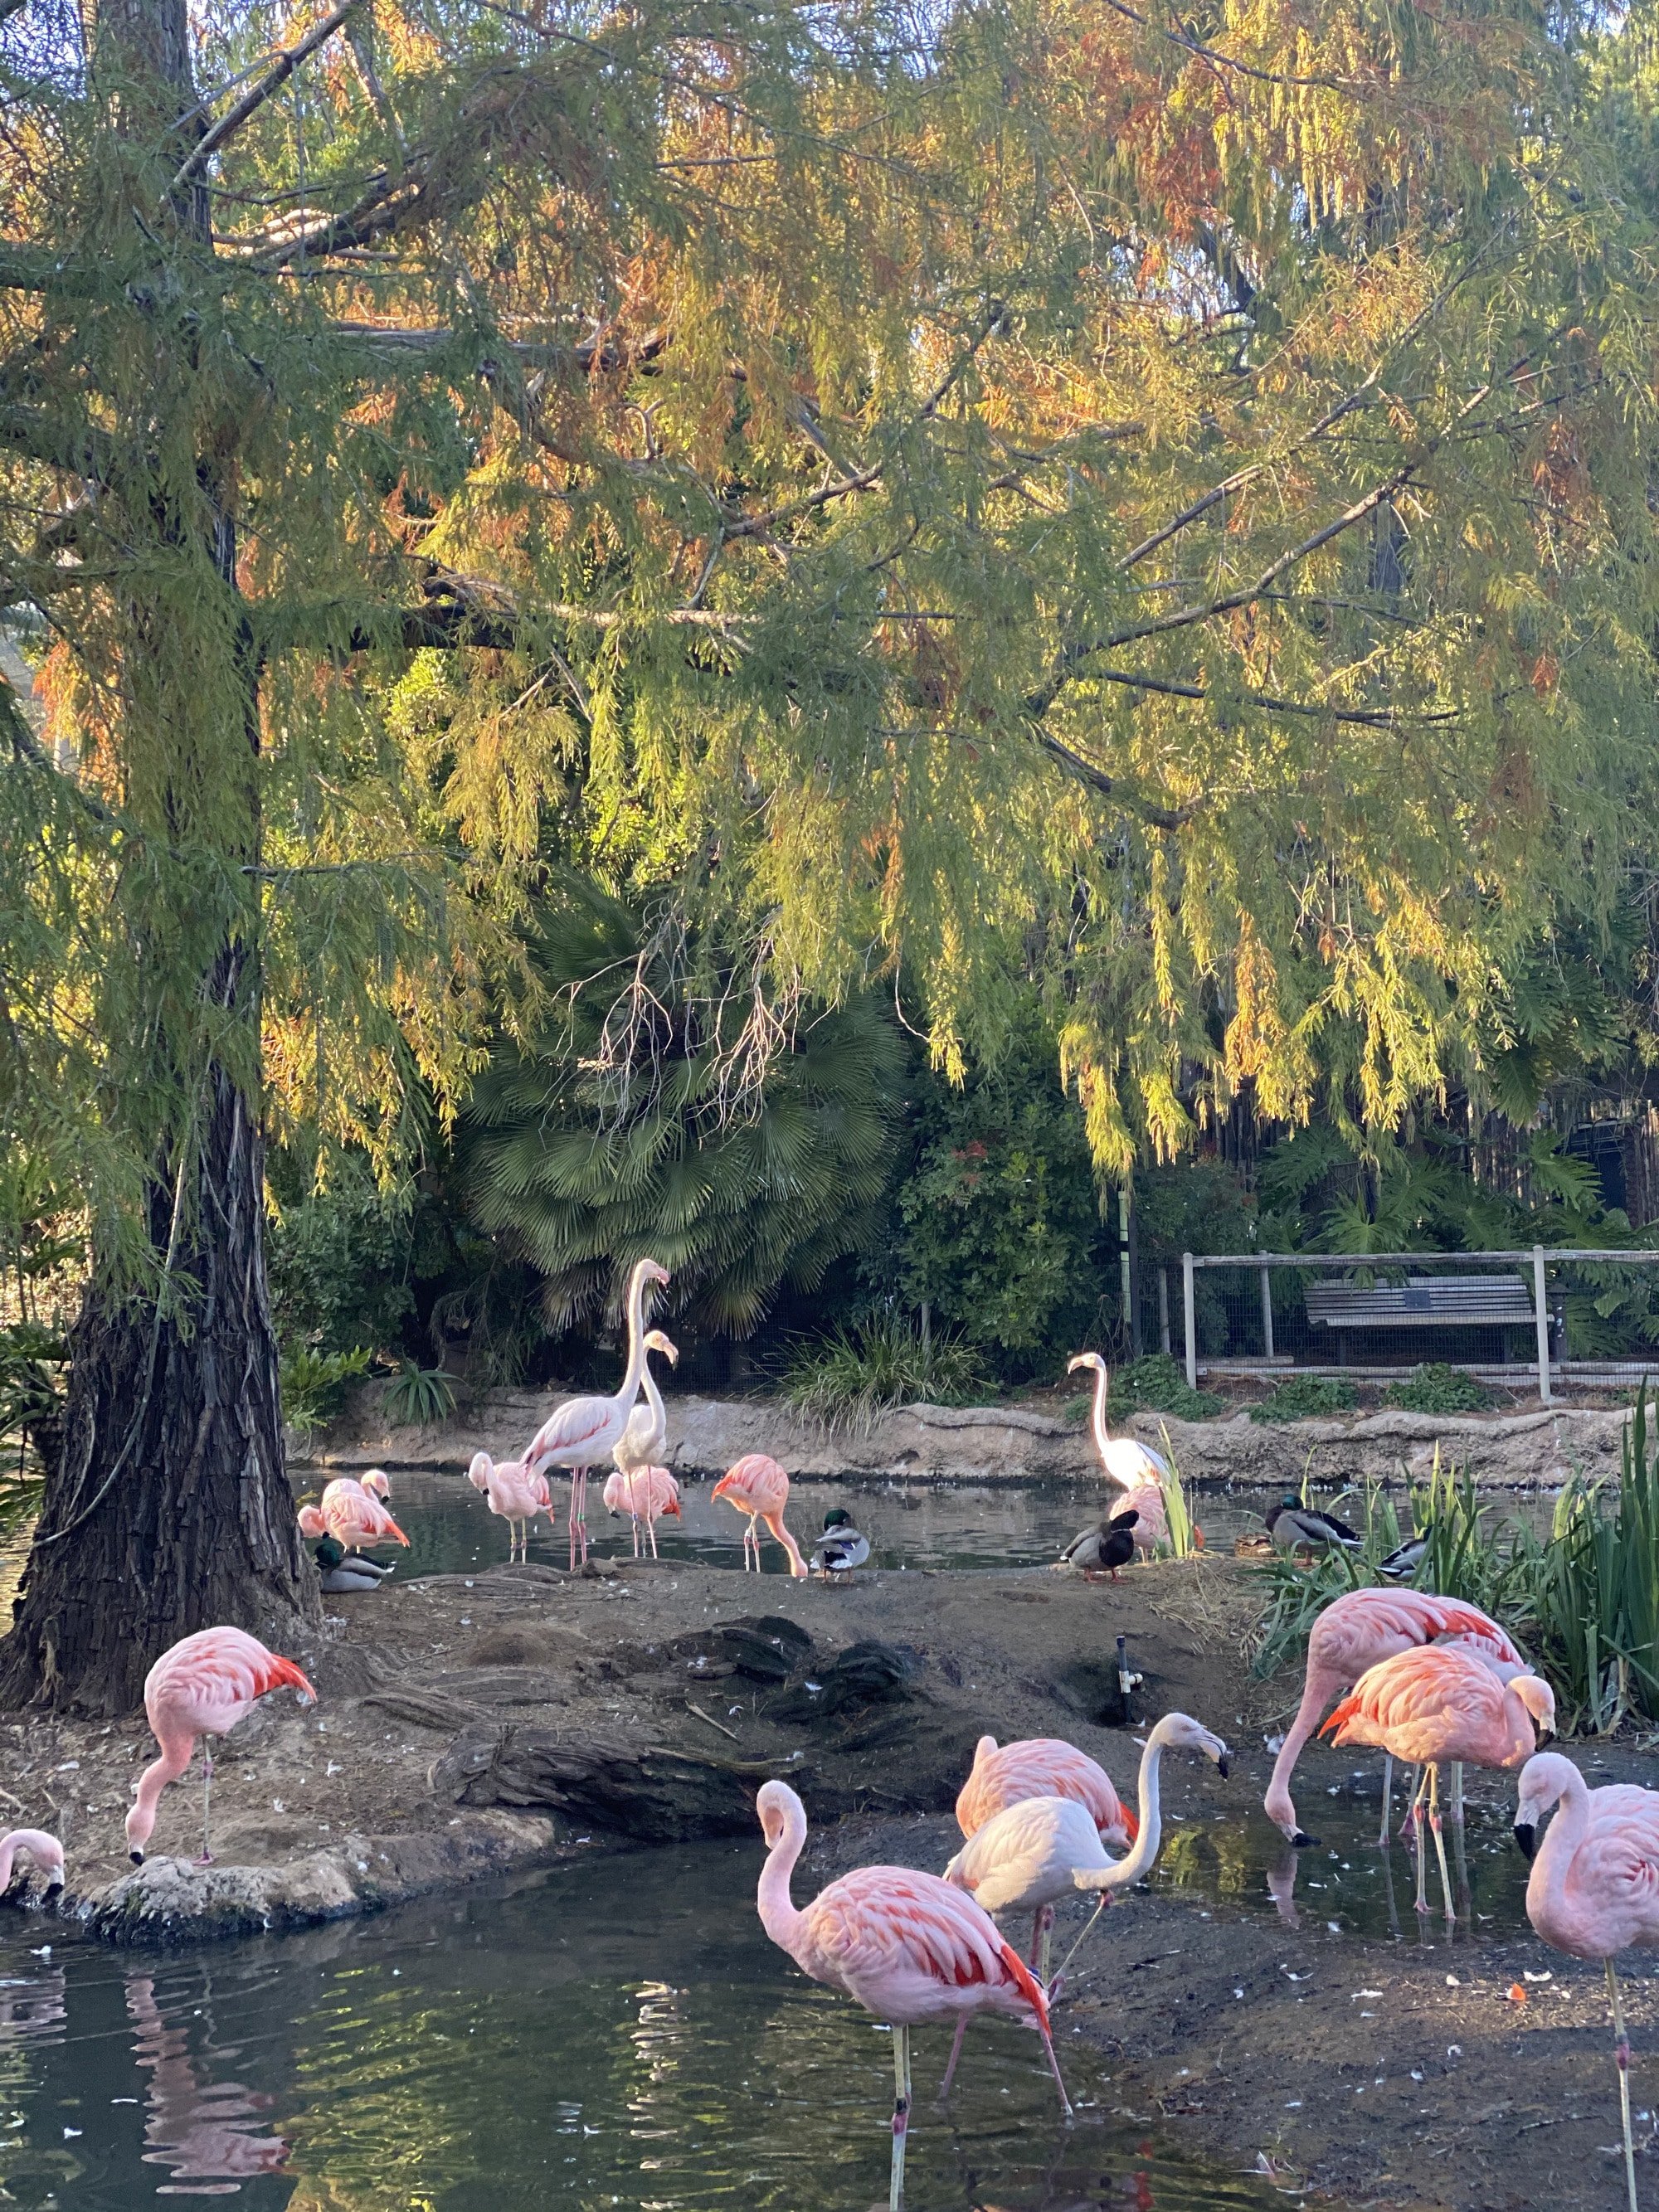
left=0, top=1845, right=1295, bottom=2211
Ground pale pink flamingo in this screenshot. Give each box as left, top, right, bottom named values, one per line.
left=1321, top=1642, right=1554, bottom=1920
left=956, top=1735, right=1136, bottom=1854
left=296, top=1477, right=409, bottom=1553
left=755, top=1778, right=1070, bottom=2208
left=0, top=1829, right=63, bottom=1897
left=126, top=1627, right=317, bottom=1866
left=601, top=1464, right=681, bottom=1557
left=522, top=1257, right=669, bottom=1568
left=1263, top=1586, right=1527, bottom=1847
left=467, top=1451, right=552, bottom=1562
left=945, top=1712, right=1227, bottom=1989
left=1068, top=1352, right=1170, bottom=1553
left=612, top=1330, right=678, bottom=1481
left=711, top=1453, right=808, bottom=1578
left=1515, top=1752, right=1659, bottom=2212
left=359, top=1468, right=392, bottom=1500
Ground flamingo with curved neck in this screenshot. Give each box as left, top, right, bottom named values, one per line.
left=522, top=1257, right=670, bottom=1567
left=0, top=1829, right=63, bottom=1896
left=614, top=1330, right=678, bottom=1484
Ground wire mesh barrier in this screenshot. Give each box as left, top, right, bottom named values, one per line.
left=1168, top=1250, right=1659, bottom=1403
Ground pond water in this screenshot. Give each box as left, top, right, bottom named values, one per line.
left=0, top=1843, right=1295, bottom=2211
left=293, top=1466, right=1561, bottom=1582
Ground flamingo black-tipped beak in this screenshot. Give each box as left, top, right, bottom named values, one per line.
left=1513, top=1821, right=1537, bottom=1861
left=45, top=1877, right=63, bottom=1893
left=129, top=1849, right=144, bottom=1865
left=1216, top=1752, right=1231, bottom=1781
left=1289, top=1827, right=1318, bottom=1849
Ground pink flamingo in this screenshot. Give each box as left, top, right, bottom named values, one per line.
left=1321, top=1642, right=1554, bottom=1921
left=1068, top=1352, right=1169, bottom=1553
left=612, top=1330, right=678, bottom=1482
left=0, top=1829, right=63, bottom=1897
left=601, top=1464, right=681, bottom=1557
left=1263, top=1586, right=1527, bottom=1847
left=956, top=1735, right=1136, bottom=1854
left=126, top=1627, right=317, bottom=1866
left=945, top=1711, right=1227, bottom=1988
left=522, top=1257, right=669, bottom=1568
left=297, top=1478, right=409, bottom=1553
left=1515, top=1752, right=1659, bottom=2212
left=359, top=1468, right=392, bottom=1500
left=467, top=1451, right=552, bottom=1562
left=755, top=1778, right=1070, bottom=2209
left=711, top=1453, right=808, bottom=1578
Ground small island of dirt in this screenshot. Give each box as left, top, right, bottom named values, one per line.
left=0, top=1549, right=1649, bottom=2212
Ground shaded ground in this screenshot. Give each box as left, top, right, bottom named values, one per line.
left=0, top=1549, right=1652, bottom=2209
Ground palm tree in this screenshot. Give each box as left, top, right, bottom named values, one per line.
left=463, top=886, right=902, bottom=1342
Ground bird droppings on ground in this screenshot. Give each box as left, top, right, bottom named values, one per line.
left=0, top=1549, right=1651, bottom=2208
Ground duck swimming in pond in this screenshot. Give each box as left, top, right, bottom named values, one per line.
left=1267, top=1494, right=1363, bottom=1554
left=1058, top=1507, right=1139, bottom=1582
left=810, top=1507, right=871, bottom=1581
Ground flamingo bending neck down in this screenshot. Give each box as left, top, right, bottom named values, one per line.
left=297, top=1478, right=409, bottom=1554
left=1264, top=1587, right=1526, bottom=1849
left=468, top=1451, right=552, bottom=1562
left=523, top=1257, right=669, bottom=1568
left=601, top=1464, right=681, bottom=1557
left=126, top=1628, right=317, bottom=1866
left=756, top=1778, right=1070, bottom=2209
left=0, top=1829, right=63, bottom=1897
left=711, top=1454, right=808, bottom=1578
left=1515, top=1752, right=1659, bottom=2212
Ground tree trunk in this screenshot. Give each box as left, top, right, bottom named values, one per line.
left=0, top=1050, right=318, bottom=1715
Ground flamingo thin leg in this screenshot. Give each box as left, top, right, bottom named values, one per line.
left=1049, top=1893, right=1110, bottom=1994
left=1410, top=1769, right=1430, bottom=1914
left=567, top=1480, right=580, bottom=1571
left=1609, top=1958, right=1640, bottom=2212
left=1448, top=1760, right=1465, bottom=1827
left=1377, top=1753, right=1394, bottom=1850
left=199, top=1747, right=215, bottom=1864
left=1428, top=1765, right=1456, bottom=1923
left=647, top=1518, right=659, bottom=1560
left=889, top=2023, right=911, bottom=2211
left=939, top=2015, right=968, bottom=2099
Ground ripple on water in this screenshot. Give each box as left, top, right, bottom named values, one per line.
left=0, top=1843, right=1303, bottom=2211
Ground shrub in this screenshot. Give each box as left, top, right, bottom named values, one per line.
left=781, top=1315, right=985, bottom=1432
left=384, top=1360, right=457, bottom=1427
left=1107, top=1353, right=1225, bottom=1422
left=1384, top=1363, right=1492, bottom=1414
left=1249, top=1376, right=1358, bottom=1423
left=280, top=1345, right=372, bottom=1438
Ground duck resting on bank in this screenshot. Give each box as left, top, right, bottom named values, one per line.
left=1058, top=1508, right=1139, bottom=1581
left=810, top=1508, right=871, bottom=1581
left=1267, top=1494, right=1363, bottom=1555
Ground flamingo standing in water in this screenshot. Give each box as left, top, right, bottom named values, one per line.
left=612, top=1330, right=678, bottom=1482
left=601, top=1465, right=681, bottom=1556
left=1514, top=1753, right=1659, bottom=2212
left=754, top=1778, right=1070, bottom=2210
left=467, top=1451, right=553, bottom=1562
left=956, top=1735, right=1136, bottom=1855
left=522, top=1257, right=670, bottom=1568
left=126, top=1628, right=316, bottom=1865
left=711, top=1453, right=808, bottom=1578
left=1321, top=1642, right=1554, bottom=1920
left=297, top=1478, right=409, bottom=1554
left=1067, top=1353, right=1168, bottom=1552
left=945, top=1712, right=1228, bottom=1989
left=0, top=1830, right=63, bottom=1897
left=1264, top=1586, right=1527, bottom=1848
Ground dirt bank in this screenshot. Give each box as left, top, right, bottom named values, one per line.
left=1, top=1549, right=1648, bottom=2210
left=306, top=1378, right=1647, bottom=1488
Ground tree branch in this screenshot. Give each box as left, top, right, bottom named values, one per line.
left=168, top=0, right=365, bottom=202
left=1088, top=664, right=1457, bottom=726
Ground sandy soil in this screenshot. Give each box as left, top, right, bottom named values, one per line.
left=0, top=1549, right=1652, bottom=2210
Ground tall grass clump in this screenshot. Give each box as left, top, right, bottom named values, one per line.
left=781, top=1315, right=985, bottom=1433
left=1155, top=1423, right=1201, bottom=1559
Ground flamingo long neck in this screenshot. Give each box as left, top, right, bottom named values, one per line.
left=1079, top=1730, right=1170, bottom=1891
left=767, top=1514, right=808, bottom=1579
left=757, top=1806, right=809, bottom=1958
left=1090, top=1362, right=1113, bottom=1465
left=1526, top=1769, right=1588, bottom=1940
left=612, top=1264, right=655, bottom=1414
left=1263, top=1664, right=1338, bottom=1832
left=131, top=1732, right=195, bottom=1846
left=640, top=1355, right=667, bottom=1446
left=0, top=1837, right=17, bottom=1892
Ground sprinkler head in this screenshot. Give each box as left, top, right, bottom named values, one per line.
left=1512, top=1821, right=1538, bottom=1862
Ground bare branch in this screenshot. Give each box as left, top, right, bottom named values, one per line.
left=168, top=0, right=365, bottom=203
left=1097, top=0, right=1357, bottom=90
left=1088, top=664, right=1457, bottom=727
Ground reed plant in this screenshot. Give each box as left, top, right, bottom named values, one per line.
left=1155, top=1423, right=1200, bottom=1559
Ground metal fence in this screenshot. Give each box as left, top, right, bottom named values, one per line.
left=1173, top=1249, right=1659, bottom=1404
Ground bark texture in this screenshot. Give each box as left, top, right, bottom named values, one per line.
left=0, top=1060, right=318, bottom=1715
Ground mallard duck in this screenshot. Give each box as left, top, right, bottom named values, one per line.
left=1266, top=1494, right=1362, bottom=1553
left=810, top=1507, right=871, bottom=1580
left=1058, top=1508, right=1139, bottom=1582
left=1379, top=1532, right=1428, bottom=1579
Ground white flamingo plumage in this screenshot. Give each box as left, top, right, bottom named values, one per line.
left=1068, top=1353, right=1168, bottom=1553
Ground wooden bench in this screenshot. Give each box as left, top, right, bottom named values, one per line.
left=1303, top=1275, right=1539, bottom=1364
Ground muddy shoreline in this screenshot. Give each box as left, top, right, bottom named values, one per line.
left=0, top=1552, right=1650, bottom=2209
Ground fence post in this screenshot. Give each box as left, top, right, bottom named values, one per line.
left=1158, top=1266, right=1171, bottom=1357
left=1533, top=1245, right=1552, bottom=1405
left=1260, top=1264, right=1275, bottom=1362
left=1183, top=1252, right=1197, bottom=1388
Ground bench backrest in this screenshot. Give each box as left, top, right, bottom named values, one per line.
left=1304, top=1275, right=1535, bottom=1323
